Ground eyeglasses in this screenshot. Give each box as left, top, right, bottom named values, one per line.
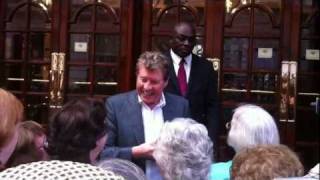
left=225, top=122, right=231, bottom=130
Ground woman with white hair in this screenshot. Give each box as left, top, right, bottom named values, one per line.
left=153, top=118, right=213, bottom=180
left=210, top=104, right=280, bottom=180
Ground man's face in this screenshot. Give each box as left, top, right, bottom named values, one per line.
left=171, top=24, right=196, bottom=57
left=136, top=65, right=168, bottom=108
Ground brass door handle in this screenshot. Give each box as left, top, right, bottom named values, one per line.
left=207, top=57, right=220, bottom=91
left=49, top=52, right=66, bottom=108
left=280, top=61, right=297, bottom=123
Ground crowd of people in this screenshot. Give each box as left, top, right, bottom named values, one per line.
left=0, top=21, right=319, bottom=180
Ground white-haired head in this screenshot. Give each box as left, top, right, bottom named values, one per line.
left=227, top=104, right=280, bottom=152
left=154, top=118, right=213, bottom=180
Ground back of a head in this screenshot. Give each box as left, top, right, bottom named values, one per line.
left=47, top=97, right=106, bottom=163
left=154, top=118, right=213, bottom=180
left=97, top=158, right=147, bottom=180
left=0, top=88, right=24, bottom=148
left=231, top=144, right=304, bottom=180
left=7, top=121, right=47, bottom=167
left=0, top=160, right=124, bottom=180
left=227, top=104, right=280, bottom=152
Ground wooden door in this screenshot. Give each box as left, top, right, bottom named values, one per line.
left=141, top=0, right=319, bottom=168
left=58, top=0, right=134, bottom=102
left=294, top=0, right=319, bottom=170
left=0, top=0, right=134, bottom=124
left=0, top=0, right=57, bottom=124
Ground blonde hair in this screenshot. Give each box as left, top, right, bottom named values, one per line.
left=15, top=121, right=45, bottom=150
left=231, top=145, right=304, bottom=180
left=0, top=88, right=24, bottom=148
left=7, top=121, right=46, bottom=167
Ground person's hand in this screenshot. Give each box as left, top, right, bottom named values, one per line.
left=132, top=143, right=155, bottom=159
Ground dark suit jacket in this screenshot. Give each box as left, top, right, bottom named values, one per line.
left=100, top=90, right=190, bottom=170
left=165, top=52, right=219, bottom=143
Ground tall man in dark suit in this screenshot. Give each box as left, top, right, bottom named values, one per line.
left=165, top=22, right=219, bottom=146
left=100, top=51, right=190, bottom=180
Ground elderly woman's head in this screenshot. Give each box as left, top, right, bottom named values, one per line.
left=153, top=118, right=213, bottom=180
left=47, top=97, right=107, bottom=164
left=227, top=104, right=280, bottom=152
left=231, top=145, right=304, bottom=180
left=0, top=88, right=24, bottom=167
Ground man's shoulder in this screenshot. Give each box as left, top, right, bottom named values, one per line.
left=164, top=92, right=188, bottom=103
left=192, top=54, right=211, bottom=65
left=107, top=90, right=136, bottom=103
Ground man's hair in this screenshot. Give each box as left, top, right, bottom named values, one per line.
left=47, top=97, right=106, bottom=163
left=173, top=21, right=196, bottom=35
left=136, top=51, right=169, bottom=81
left=97, top=158, right=146, bottom=180
left=231, top=145, right=304, bottom=180
left=0, top=88, right=24, bottom=148
left=153, top=118, right=213, bottom=180
left=227, top=104, right=280, bottom=152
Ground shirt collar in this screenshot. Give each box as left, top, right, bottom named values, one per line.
left=138, top=93, right=166, bottom=109
left=170, top=49, right=192, bottom=66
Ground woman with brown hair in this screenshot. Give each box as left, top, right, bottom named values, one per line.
left=47, top=97, right=108, bottom=164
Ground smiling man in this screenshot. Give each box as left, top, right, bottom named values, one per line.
left=100, top=51, right=190, bottom=180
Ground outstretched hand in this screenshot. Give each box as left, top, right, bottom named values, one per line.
left=132, top=142, right=155, bottom=159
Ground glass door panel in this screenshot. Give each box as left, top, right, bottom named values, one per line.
left=0, top=0, right=54, bottom=124
left=295, top=0, right=319, bottom=169
left=223, top=38, right=248, bottom=70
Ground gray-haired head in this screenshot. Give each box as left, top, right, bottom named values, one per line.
left=136, top=51, right=169, bottom=81
left=227, top=104, right=280, bottom=152
left=153, top=118, right=213, bottom=180
left=97, top=158, right=146, bottom=180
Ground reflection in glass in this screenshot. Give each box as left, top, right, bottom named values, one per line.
left=70, top=6, right=93, bottom=32
left=96, top=4, right=120, bottom=31
left=254, top=9, right=279, bottom=36
left=301, top=0, right=319, bottom=37
left=94, top=66, right=118, bottom=95
left=95, top=35, right=120, bottom=63
left=222, top=91, right=246, bottom=102
left=68, top=66, right=90, bottom=94
left=251, top=73, right=277, bottom=91
left=298, top=74, right=320, bottom=94
left=3, top=64, right=24, bottom=91
left=5, top=33, right=24, bottom=60
left=151, top=36, right=171, bottom=53
left=251, top=93, right=276, bottom=104
left=6, top=6, right=27, bottom=30
left=222, top=73, right=247, bottom=89
left=29, top=65, right=50, bottom=92
left=30, top=33, right=51, bottom=61
left=224, top=38, right=248, bottom=70
left=30, top=4, right=51, bottom=30
left=25, top=95, right=49, bottom=124
left=70, top=34, right=90, bottom=62
left=253, top=39, right=279, bottom=71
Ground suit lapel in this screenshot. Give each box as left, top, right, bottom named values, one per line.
left=162, top=93, right=176, bottom=122
left=187, top=54, right=199, bottom=97
left=127, top=91, right=145, bottom=144
left=168, top=56, right=181, bottom=93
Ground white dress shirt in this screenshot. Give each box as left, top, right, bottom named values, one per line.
left=138, top=94, right=165, bottom=180
left=170, top=49, right=192, bottom=83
